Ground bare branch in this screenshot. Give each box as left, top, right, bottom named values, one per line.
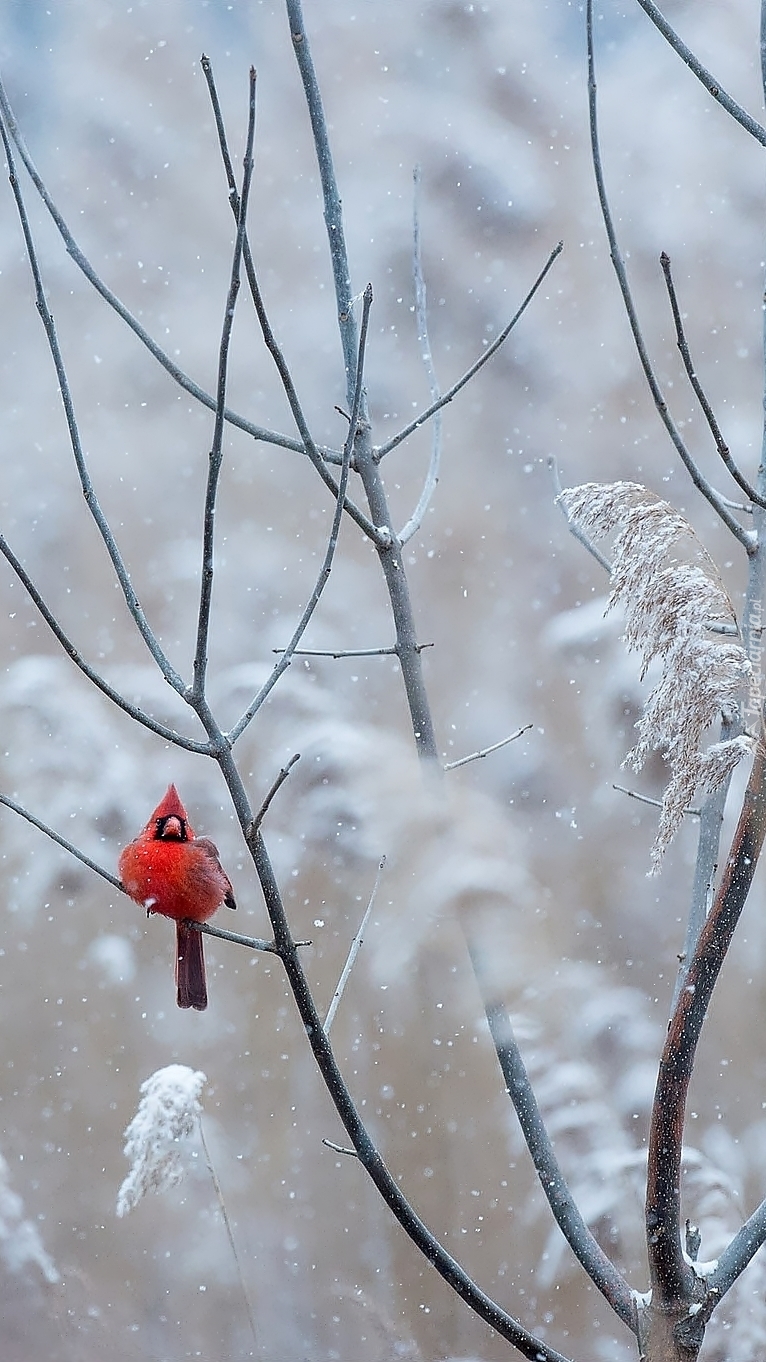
left=0, top=534, right=210, bottom=753
left=0, top=794, right=122, bottom=892
left=285, top=2, right=441, bottom=765
left=612, top=784, right=701, bottom=817
left=0, top=113, right=188, bottom=695
left=633, top=0, right=766, bottom=146
left=0, top=75, right=342, bottom=465
left=205, top=728, right=574, bottom=1361
left=227, top=284, right=373, bottom=747
left=398, top=166, right=442, bottom=546
left=480, top=991, right=636, bottom=1331
left=273, top=645, right=399, bottom=658
left=324, top=857, right=386, bottom=1037
left=187, top=919, right=281, bottom=954
left=444, top=725, right=533, bottom=771
left=249, top=753, right=301, bottom=835
left=646, top=742, right=766, bottom=1308
left=200, top=55, right=378, bottom=543
left=377, top=241, right=563, bottom=463
left=585, top=1, right=754, bottom=553
left=659, top=251, right=766, bottom=507
left=192, top=67, right=257, bottom=703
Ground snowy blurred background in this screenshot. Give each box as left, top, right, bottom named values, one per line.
left=0, top=1, right=765, bottom=1358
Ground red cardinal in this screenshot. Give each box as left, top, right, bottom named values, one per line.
left=118, top=784, right=236, bottom=1011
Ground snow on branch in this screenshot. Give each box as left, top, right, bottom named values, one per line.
left=557, top=481, right=753, bottom=867
left=116, top=1065, right=206, bottom=1217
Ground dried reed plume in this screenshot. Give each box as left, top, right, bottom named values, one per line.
left=557, top=481, right=752, bottom=867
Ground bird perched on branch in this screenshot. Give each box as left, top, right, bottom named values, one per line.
left=119, top=784, right=236, bottom=1010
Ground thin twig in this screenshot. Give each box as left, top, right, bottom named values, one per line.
left=398, top=166, right=442, bottom=546
left=612, top=784, right=701, bottom=817
left=479, top=990, right=636, bottom=1331
left=273, top=646, right=399, bottom=658
left=549, top=456, right=613, bottom=574
left=322, top=1138, right=359, bottom=1158
left=376, top=241, right=563, bottom=462
left=633, top=0, right=766, bottom=146
left=192, top=67, right=257, bottom=703
left=200, top=55, right=377, bottom=543
left=586, top=1, right=753, bottom=553
left=188, top=920, right=282, bottom=954
left=0, top=794, right=122, bottom=891
left=324, top=857, right=386, bottom=1036
left=444, top=725, right=533, bottom=771
left=249, top=753, right=301, bottom=835
left=0, top=534, right=210, bottom=753
left=659, top=252, right=765, bottom=507
left=198, top=1117, right=260, bottom=1357
left=227, top=285, right=373, bottom=747
left=0, top=115, right=188, bottom=694
left=0, top=75, right=344, bottom=466
left=719, top=495, right=753, bottom=514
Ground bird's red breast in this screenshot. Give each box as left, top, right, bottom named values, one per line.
left=119, top=784, right=236, bottom=923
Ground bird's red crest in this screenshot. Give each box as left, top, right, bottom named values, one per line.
left=149, top=783, right=189, bottom=825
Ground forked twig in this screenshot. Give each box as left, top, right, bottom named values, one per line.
left=249, top=753, right=301, bottom=835
left=286, top=0, right=442, bottom=766
left=0, top=75, right=341, bottom=466
left=586, top=0, right=753, bottom=552
left=200, top=55, right=377, bottom=542
left=0, top=534, right=210, bottom=753
left=659, top=251, right=765, bottom=508
left=376, top=241, right=563, bottom=462
left=227, top=284, right=373, bottom=747
left=0, top=792, right=285, bottom=957
left=0, top=114, right=188, bottom=694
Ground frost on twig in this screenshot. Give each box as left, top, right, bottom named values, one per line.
left=557, top=481, right=753, bottom=867
left=0, top=1148, right=59, bottom=1284
left=116, top=1064, right=206, bottom=1217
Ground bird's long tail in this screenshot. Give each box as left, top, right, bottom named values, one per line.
left=176, top=920, right=207, bottom=1011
